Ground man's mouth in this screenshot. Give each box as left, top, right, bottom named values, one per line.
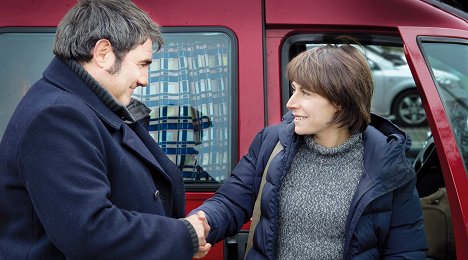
left=294, top=116, right=307, bottom=121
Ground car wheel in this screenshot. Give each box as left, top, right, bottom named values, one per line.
left=392, top=89, right=428, bottom=127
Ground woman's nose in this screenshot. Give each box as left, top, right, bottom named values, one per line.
left=286, top=93, right=297, bottom=110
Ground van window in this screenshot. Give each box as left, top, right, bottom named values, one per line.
left=420, top=38, right=468, bottom=175
left=0, top=29, right=236, bottom=187
left=0, top=32, right=55, bottom=137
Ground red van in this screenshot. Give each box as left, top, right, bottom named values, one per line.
left=1, top=0, right=467, bottom=259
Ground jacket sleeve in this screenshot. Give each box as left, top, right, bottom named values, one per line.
left=189, top=128, right=271, bottom=244
left=18, top=105, right=195, bottom=259
left=383, top=168, right=427, bottom=259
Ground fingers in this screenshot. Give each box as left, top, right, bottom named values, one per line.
left=202, top=221, right=210, bottom=238
left=184, top=211, right=211, bottom=252
left=193, top=243, right=212, bottom=258
left=185, top=214, right=206, bottom=244
left=196, top=211, right=210, bottom=237
left=197, top=210, right=206, bottom=220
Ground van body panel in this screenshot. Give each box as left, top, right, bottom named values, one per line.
left=1, top=0, right=467, bottom=259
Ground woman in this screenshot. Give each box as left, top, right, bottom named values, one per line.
left=192, top=43, right=427, bottom=259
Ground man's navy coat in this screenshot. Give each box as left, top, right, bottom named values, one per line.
left=0, top=57, right=194, bottom=259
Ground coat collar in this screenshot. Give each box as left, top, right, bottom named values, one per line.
left=43, top=57, right=125, bottom=130
left=42, top=57, right=169, bottom=179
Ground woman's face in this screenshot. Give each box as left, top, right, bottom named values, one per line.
left=286, top=81, right=339, bottom=137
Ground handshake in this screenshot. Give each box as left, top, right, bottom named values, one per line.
left=184, top=211, right=211, bottom=258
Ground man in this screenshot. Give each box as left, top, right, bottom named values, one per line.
left=0, top=0, right=210, bottom=259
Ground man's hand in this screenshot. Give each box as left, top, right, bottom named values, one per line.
left=193, top=211, right=211, bottom=258
left=195, top=211, right=210, bottom=239
left=194, top=242, right=211, bottom=258
left=185, top=211, right=211, bottom=258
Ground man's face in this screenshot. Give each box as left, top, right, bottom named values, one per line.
left=101, top=38, right=153, bottom=106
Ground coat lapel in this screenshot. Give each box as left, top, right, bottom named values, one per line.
left=125, top=121, right=184, bottom=216
left=121, top=123, right=167, bottom=178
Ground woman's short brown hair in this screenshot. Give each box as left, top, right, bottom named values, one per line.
left=286, top=44, right=374, bottom=133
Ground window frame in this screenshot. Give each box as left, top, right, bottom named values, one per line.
left=417, top=35, right=468, bottom=176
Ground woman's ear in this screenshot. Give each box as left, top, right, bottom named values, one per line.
left=334, top=104, right=342, bottom=113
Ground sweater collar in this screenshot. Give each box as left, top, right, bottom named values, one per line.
left=63, top=58, right=151, bottom=124
left=303, top=133, right=362, bottom=156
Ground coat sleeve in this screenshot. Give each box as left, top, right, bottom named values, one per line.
left=18, top=105, right=195, bottom=259
left=189, top=128, right=271, bottom=244
left=382, top=168, right=427, bottom=259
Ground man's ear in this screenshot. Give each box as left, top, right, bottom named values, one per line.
left=92, top=39, right=115, bottom=69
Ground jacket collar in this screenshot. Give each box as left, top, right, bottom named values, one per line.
left=362, top=113, right=413, bottom=186
left=278, top=112, right=301, bottom=149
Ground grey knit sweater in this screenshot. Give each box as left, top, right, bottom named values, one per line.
left=277, top=133, right=364, bottom=260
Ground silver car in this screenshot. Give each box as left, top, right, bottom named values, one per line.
left=366, top=47, right=459, bottom=127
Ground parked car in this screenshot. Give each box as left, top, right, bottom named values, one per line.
left=365, top=47, right=461, bottom=127
left=1, top=0, right=467, bottom=259
left=366, top=45, right=407, bottom=65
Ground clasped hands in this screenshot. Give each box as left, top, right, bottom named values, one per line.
left=185, top=211, right=211, bottom=258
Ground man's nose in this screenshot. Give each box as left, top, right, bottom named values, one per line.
left=138, top=69, right=149, bottom=87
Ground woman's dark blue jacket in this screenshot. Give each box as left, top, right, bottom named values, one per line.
left=194, top=112, right=427, bottom=259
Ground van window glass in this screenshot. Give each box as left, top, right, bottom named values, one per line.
left=133, top=32, right=234, bottom=184
left=421, top=40, right=468, bottom=175
left=0, top=30, right=234, bottom=186
left=0, top=32, right=55, bottom=138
